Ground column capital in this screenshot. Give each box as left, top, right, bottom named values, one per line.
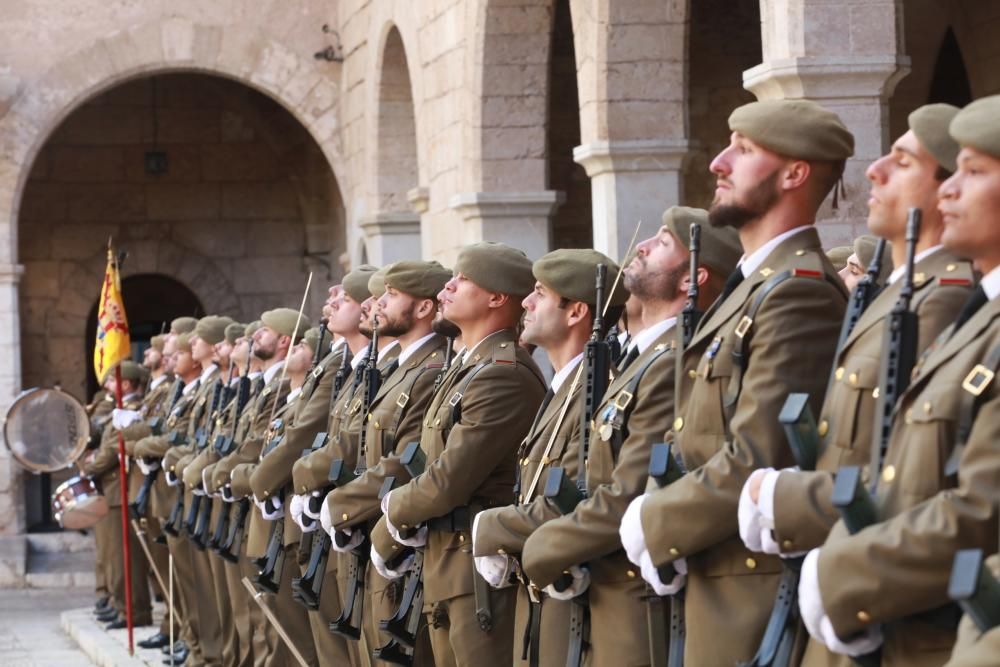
left=0, top=264, right=24, bottom=285
left=407, top=187, right=430, bottom=215
left=743, top=55, right=911, bottom=102
left=358, top=212, right=421, bottom=238
left=448, top=191, right=564, bottom=220
left=573, top=139, right=692, bottom=178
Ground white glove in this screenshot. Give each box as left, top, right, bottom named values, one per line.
left=202, top=469, right=215, bottom=497
left=221, top=485, right=236, bottom=503
left=136, top=458, right=159, bottom=475
left=165, top=468, right=181, bottom=487
left=192, top=485, right=206, bottom=496
left=382, top=490, right=427, bottom=547
left=544, top=565, right=590, bottom=600
left=799, top=549, right=883, bottom=656
left=738, top=468, right=771, bottom=553
left=620, top=493, right=650, bottom=567
left=112, top=408, right=142, bottom=430
left=371, top=544, right=414, bottom=581
left=290, top=494, right=316, bottom=532
left=320, top=497, right=333, bottom=534
left=475, top=554, right=519, bottom=589
left=330, top=527, right=364, bottom=553
left=303, top=490, right=323, bottom=520
left=639, top=550, right=687, bottom=596
left=255, top=495, right=284, bottom=521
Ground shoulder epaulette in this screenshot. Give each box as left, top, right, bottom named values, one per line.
left=492, top=340, right=517, bottom=365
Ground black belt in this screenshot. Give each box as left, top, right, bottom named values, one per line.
left=427, top=505, right=473, bottom=532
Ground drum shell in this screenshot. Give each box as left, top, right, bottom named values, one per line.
left=53, top=475, right=108, bottom=530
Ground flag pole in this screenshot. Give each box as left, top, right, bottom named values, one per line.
left=114, top=363, right=135, bottom=655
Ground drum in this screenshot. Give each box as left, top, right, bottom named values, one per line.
left=52, top=475, right=108, bottom=530
left=2, top=387, right=91, bottom=472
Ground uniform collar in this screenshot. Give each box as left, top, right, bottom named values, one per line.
left=198, top=363, right=218, bottom=384
left=550, top=352, right=583, bottom=393
left=149, top=374, right=168, bottom=391
left=398, top=332, right=437, bottom=366
left=262, top=360, right=285, bottom=385
left=887, top=245, right=943, bottom=285
left=981, top=264, right=1000, bottom=301
left=739, top=225, right=811, bottom=277
left=632, top=316, right=677, bottom=354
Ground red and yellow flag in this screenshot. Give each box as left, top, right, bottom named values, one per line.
left=93, top=246, right=130, bottom=383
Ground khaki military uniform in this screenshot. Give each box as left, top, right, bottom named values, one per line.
left=521, top=331, right=676, bottom=667
left=83, top=393, right=153, bottom=625
left=639, top=228, right=846, bottom=665
left=376, top=329, right=546, bottom=667
left=946, top=554, right=1000, bottom=667
left=326, top=334, right=447, bottom=664
left=804, top=297, right=1000, bottom=667
left=88, top=392, right=115, bottom=602
left=773, top=250, right=974, bottom=550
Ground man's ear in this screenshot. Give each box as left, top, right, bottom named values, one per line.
left=416, top=298, right=436, bottom=319
left=487, top=292, right=511, bottom=309
left=678, top=266, right=709, bottom=294
left=565, top=300, right=589, bottom=329
left=782, top=160, right=812, bottom=192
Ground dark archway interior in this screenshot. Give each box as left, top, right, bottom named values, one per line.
left=927, top=27, right=973, bottom=107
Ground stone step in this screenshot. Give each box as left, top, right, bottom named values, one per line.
left=62, top=608, right=150, bottom=667
left=26, top=549, right=96, bottom=588
left=28, top=530, right=95, bottom=553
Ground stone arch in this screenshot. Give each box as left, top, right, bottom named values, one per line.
left=373, top=24, right=420, bottom=212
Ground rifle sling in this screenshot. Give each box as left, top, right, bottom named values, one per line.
left=944, top=341, right=1000, bottom=476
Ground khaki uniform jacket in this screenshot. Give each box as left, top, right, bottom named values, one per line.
left=161, top=368, right=221, bottom=474
left=123, top=376, right=177, bottom=508
left=806, top=297, right=1000, bottom=667
left=131, top=379, right=200, bottom=460
left=326, top=334, right=448, bottom=532
left=290, top=345, right=400, bottom=495
left=83, top=394, right=144, bottom=508
left=202, top=374, right=265, bottom=494
left=380, top=328, right=546, bottom=604
left=181, top=385, right=240, bottom=489
left=773, top=250, right=974, bottom=551
left=639, top=227, right=846, bottom=665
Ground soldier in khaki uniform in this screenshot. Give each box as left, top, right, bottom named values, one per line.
left=737, top=104, right=974, bottom=580
left=519, top=214, right=739, bottom=666
left=794, top=97, right=1000, bottom=667
left=839, top=234, right=894, bottom=291
left=83, top=360, right=153, bottom=628
left=319, top=260, right=453, bottom=664
left=373, top=242, right=547, bottom=667
left=89, top=386, right=116, bottom=616
left=619, top=100, right=851, bottom=666
left=471, top=248, right=627, bottom=667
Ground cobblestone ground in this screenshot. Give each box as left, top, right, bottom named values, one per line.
left=0, top=588, right=95, bottom=666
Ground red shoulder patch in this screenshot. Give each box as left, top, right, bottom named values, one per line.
left=792, top=268, right=823, bottom=278
left=939, top=278, right=972, bottom=287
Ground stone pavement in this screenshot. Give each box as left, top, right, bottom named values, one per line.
left=0, top=587, right=95, bottom=667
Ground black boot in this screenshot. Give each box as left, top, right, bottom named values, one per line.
left=138, top=632, right=171, bottom=649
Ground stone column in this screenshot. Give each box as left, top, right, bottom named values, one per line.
left=743, top=0, right=910, bottom=245
left=448, top=191, right=564, bottom=260
left=358, top=212, right=422, bottom=265
left=574, top=139, right=691, bottom=259
left=0, top=262, right=24, bottom=535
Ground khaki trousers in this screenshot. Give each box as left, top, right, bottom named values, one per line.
left=106, top=505, right=153, bottom=624
left=304, top=544, right=357, bottom=667
left=425, top=588, right=516, bottom=667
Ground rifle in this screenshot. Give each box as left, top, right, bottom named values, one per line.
left=186, top=378, right=227, bottom=547
left=742, top=394, right=821, bottom=667
left=161, top=426, right=192, bottom=538
left=949, top=549, right=1000, bottom=633
left=679, top=223, right=704, bottom=350
left=836, top=238, right=887, bottom=350
left=870, top=209, right=921, bottom=493
left=129, top=378, right=185, bottom=520
left=374, top=441, right=427, bottom=664
left=191, top=366, right=240, bottom=548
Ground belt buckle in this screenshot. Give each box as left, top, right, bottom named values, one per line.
left=734, top=315, right=753, bottom=339
left=448, top=392, right=463, bottom=407
left=613, top=391, right=633, bottom=411
left=962, top=364, right=994, bottom=396
left=396, top=392, right=409, bottom=409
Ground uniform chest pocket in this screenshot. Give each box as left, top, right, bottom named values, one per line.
left=825, top=356, right=880, bottom=453
left=696, top=337, right=735, bottom=382
left=890, top=384, right=962, bottom=499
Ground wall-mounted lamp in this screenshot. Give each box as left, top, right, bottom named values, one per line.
left=314, top=24, right=344, bottom=62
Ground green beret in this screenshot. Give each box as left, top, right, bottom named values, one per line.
left=825, top=246, right=853, bottom=272
left=343, top=265, right=378, bottom=303
left=195, top=315, right=234, bottom=346
left=854, top=235, right=893, bottom=282
left=949, top=95, right=1000, bottom=159
left=729, top=99, right=854, bottom=161
left=454, top=242, right=535, bottom=297
left=385, top=261, right=452, bottom=299
left=149, top=335, right=166, bottom=352
left=302, top=327, right=321, bottom=353
left=175, top=333, right=193, bottom=352
left=909, top=103, right=961, bottom=173
left=533, top=249, right=628, bottom=307
left=244, top=321, right=262, bottom=338
left=224, top=322, right=244, bottom=345
left=170, top=316, right=197, bottom=334
left=261, top=308, right=311, bottom=342
left=368, top=266, right=391, bottom=299
left=661, top=206, right=742, bottom=276
left=117, top=360, right=146, bottom=382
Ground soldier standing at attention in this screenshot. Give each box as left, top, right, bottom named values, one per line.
left=796, top=95, right=1000, bottom=667
left=372, top=242, right=547, bottom=667
left=619, top=99, right=851, bottom=666
left=737, top=103, right=974, bottom=617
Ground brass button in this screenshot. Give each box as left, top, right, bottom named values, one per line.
left=374, top=421, right=381, bottom=429
left=434, top=418, right=441, bottom=426
left=401, top=524, right=409, bottom=530
left=459, top=534, right=465, bottom=542
left=849, top=373, right=858, bottom=386
left=872, top=387, right=879, bottom=399
left=817, top=420, right=829, bottom=437
left=782, top=539, right=794, bottom=550
left=688, top=369, right=697, bottom=379
left=391, top=544, right=399, bottom=550
left=669, top=547, right=680, bottom=556
left=520, top=458, right=527, bottom=466
left=342, top=513, right=349, bottom=521
left=542, top=456, right=550, bottom=465
left=500, top=343, right=508, bottom=348
left=497, top=548, right=506, bottom=555
left=518, top=494, right=524, bottom=503
left=857, top=610, right=871, bottom=623
left=946, top=263, right=956, bottom=272
left=673, top=417, right=684, bottom=432
left=626, top=569, right=636, bottom=578
left=795, top=250, right=806, bottom=256
left=882, top=465, right=896, bottom=482
left=923, top=402, right=932, bottom=414
left=835, top=367, right=845, bottom=381
left=746, top=557, right=757, bottom=570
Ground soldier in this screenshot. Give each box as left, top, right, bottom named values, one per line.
left=839, top=234, right=894, bottom=291
left=794, top=96, right=1000, bottom=666
left=619, top=99, right=852, bottom=665
left=83, top=360, right=153, bottom=629
left=372, top=242, right=547, bottom=667
left=736, top=104, right=974, bottom=621
left=470, top=248, right=627, bottom=666
left=318, top=260, right=453, bottom=663
left=825, top=245, right=852, bottom=273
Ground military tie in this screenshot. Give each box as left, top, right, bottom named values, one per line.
left=617, top=345, right=639, bottom=372
left=952, top=285, right=988, bottom=334
left=719, top=266, right=746, bottom=302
